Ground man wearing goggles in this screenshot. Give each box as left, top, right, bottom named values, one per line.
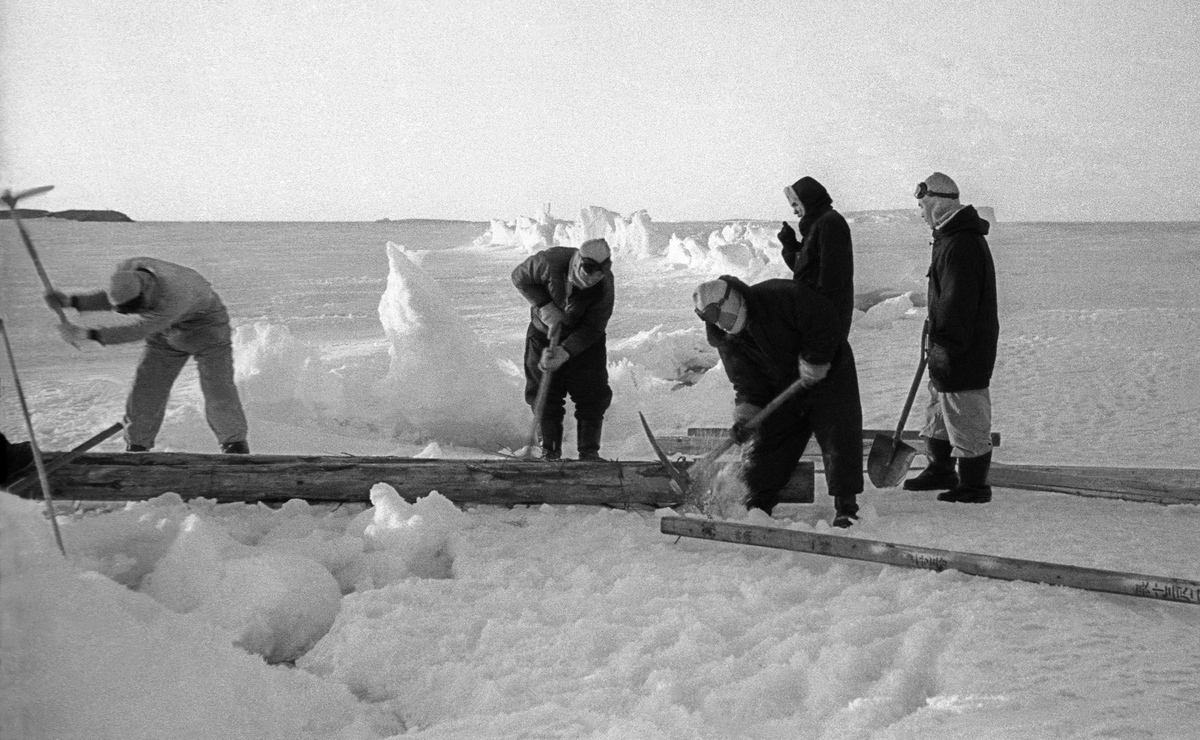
left=693, top=275, right=864, bottom=528
left=904, top=172, right=999, bottom=503
left=512, top=238, right=615, bottom=461
left=46, top=257, right=250, bottom=455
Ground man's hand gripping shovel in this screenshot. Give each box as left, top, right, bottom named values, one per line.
left=520, top=324, right=563, bottom=459
left=639, top=376, right=810, bottom=508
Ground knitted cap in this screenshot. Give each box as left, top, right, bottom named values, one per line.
left=693, top=279, right=747, bottom=333
left=108, top=270, right=144, bottom=305
left=919, top=172, right=960, bottom=199
left=578, top=238, right=611, bottom=264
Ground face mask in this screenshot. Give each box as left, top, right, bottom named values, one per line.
left=569, top=254, right=606, bottom=289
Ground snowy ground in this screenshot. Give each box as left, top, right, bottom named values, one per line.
left=3, top=211, right=1199, bottom=739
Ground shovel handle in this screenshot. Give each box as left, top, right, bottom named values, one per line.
left=890, top=321, right=929, bottom=445
left=525, top=323, right=564, bottom=452
left=4, top=201, right=69, bottom=325
left=700, top=377, right=809, bottom=465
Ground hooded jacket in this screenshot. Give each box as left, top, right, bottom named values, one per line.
left=782, top=179, right=855, bottom=338
left=73, top=257, right=230, bottom=346
left=926, top=205, right=999, bottom=392
left=705, top=276, right=844, bottom=409
left=512, top=246, right=615, bottom=358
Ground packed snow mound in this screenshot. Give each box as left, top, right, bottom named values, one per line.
left=664, top=221, right=786, bottom=278
left=479, top=205, right=655, bottom=259
left=378, top=242, right=527, bottom=448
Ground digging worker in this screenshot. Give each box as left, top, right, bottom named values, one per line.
left=778, top=175, right=856, bottom=339
left=45, top=257, right=250, bottom=454
left=903, top=172, right=999, bottom=503
left=512, top=238, right=614, bottom=461
left=695, top=275, right=864, bottom=527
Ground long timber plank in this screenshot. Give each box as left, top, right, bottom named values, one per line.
left=662, top=429, right=1001, bottom=458
left=18, top=452, right=815, bottom=506
left=989, top=462, right=1200, bottom=505
left=662, top=517, right=1200, bottom=606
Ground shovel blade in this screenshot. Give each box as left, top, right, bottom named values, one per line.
left=867, top=434, right=919, bottom=489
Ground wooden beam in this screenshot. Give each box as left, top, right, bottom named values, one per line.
left=22, top=453, right=815, bottom=506
left=989, top=462, right=1200, bottom=506
left=661, top=516, right=1200, bottom=606
left=663, top=429, right=1001, bottom=458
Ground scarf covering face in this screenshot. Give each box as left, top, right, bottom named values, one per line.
left=568, top=238, right=612, bottom=289
left=789, top=176, right=833, bottom=236
left=694, top=278, right=747, bottom=334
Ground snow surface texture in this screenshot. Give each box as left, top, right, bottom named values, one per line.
left=3, top=210, right=1200, bottom=738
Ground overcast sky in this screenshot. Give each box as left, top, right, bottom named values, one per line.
left=2, top=0, right=1197, bottom=222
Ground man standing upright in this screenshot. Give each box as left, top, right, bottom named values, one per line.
left=512, top=238, right=614, bottom=461
left=903, top=173, right=999, bottom=503
left=47, top=257, right=250, bottom=454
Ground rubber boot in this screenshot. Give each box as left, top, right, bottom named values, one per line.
left=540, top=416, right=563, bottom=461
left=1, top=439, right=33, bottom=486
left=221, top=441, right=250, bottom=454
left=938, top=451, right=992, bottom=503
left=127, top=444, right=151, bottom=452
left=832, top=495, right=859, bottom=528
left=902, top=437, right=958, bottom=491
left=577, top=418, right=605, bottom=461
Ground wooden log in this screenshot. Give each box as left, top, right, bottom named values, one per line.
left=28, top=453, right=815, bottom=506
left=661, top=516, right=1200, bottom=606
left=661, top=429, right=1001, bottom=459
left=989, top=462, right=1200, bottom=506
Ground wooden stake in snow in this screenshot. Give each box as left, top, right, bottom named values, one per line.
left=661, top=516, right=1200, bottom=606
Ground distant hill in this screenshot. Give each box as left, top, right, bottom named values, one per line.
left=0, top=209, right=134, bottom=222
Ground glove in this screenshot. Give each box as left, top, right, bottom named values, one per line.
left=537, top=302, right=566, bottom=329
left=778, top=221, right=799, bottom=250
left=56, top=322, right=90, bottom=349
left=538, top=345, right=570, bottom=372
left=45, top=290, right=74, bottom=310
left=730, top=402, right=762, bottom=444
left=927, top=343, right=951, bottom=377
left=798, top=358, right=830, bottom=388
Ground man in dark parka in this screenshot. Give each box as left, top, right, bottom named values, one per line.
left=512, top=238, right=614, bottom=460
left=696, top=275, right=864, bottom=527
left=904, top=172, right=999, bottom=503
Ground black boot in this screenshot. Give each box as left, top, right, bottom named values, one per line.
left=577, top=418, right=605, bottom=461
left=1, top=439, right=34, bottom=486
left=938, top=451, right=992, bottom=503
left=540, top=416, right=563, bottom=461
left=832, top=496, right=859, bottom=528
left=221, top=441, right=250, bottom=454
left=902, top=437, right=958, bottom=491
left=127, top=444, right=151, bottom=452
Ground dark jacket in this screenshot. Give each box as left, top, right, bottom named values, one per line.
left=705, top=276, right=844, bottom=409
left=783, top=206, right=855, bottom=339
left=512, top=246, right=615, bottom=357
left=926, top=206, right=999, bottom=392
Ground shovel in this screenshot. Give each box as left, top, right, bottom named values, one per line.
left=640, top=376, right=810, bottom=502
left=522, top=323, right=563, bottom=458
left=866, top=322, right=929, bottom=488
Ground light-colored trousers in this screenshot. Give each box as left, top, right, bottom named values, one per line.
left=124, top=322, right=248, bottom=449
left=920, top=382, right=993, bottom=458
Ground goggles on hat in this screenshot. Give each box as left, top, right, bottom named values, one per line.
left=580, top=258, right=607, bottom=276
left=694, top=280, right=733, bottom=325
left=914, top=182, right=959, bottom=200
